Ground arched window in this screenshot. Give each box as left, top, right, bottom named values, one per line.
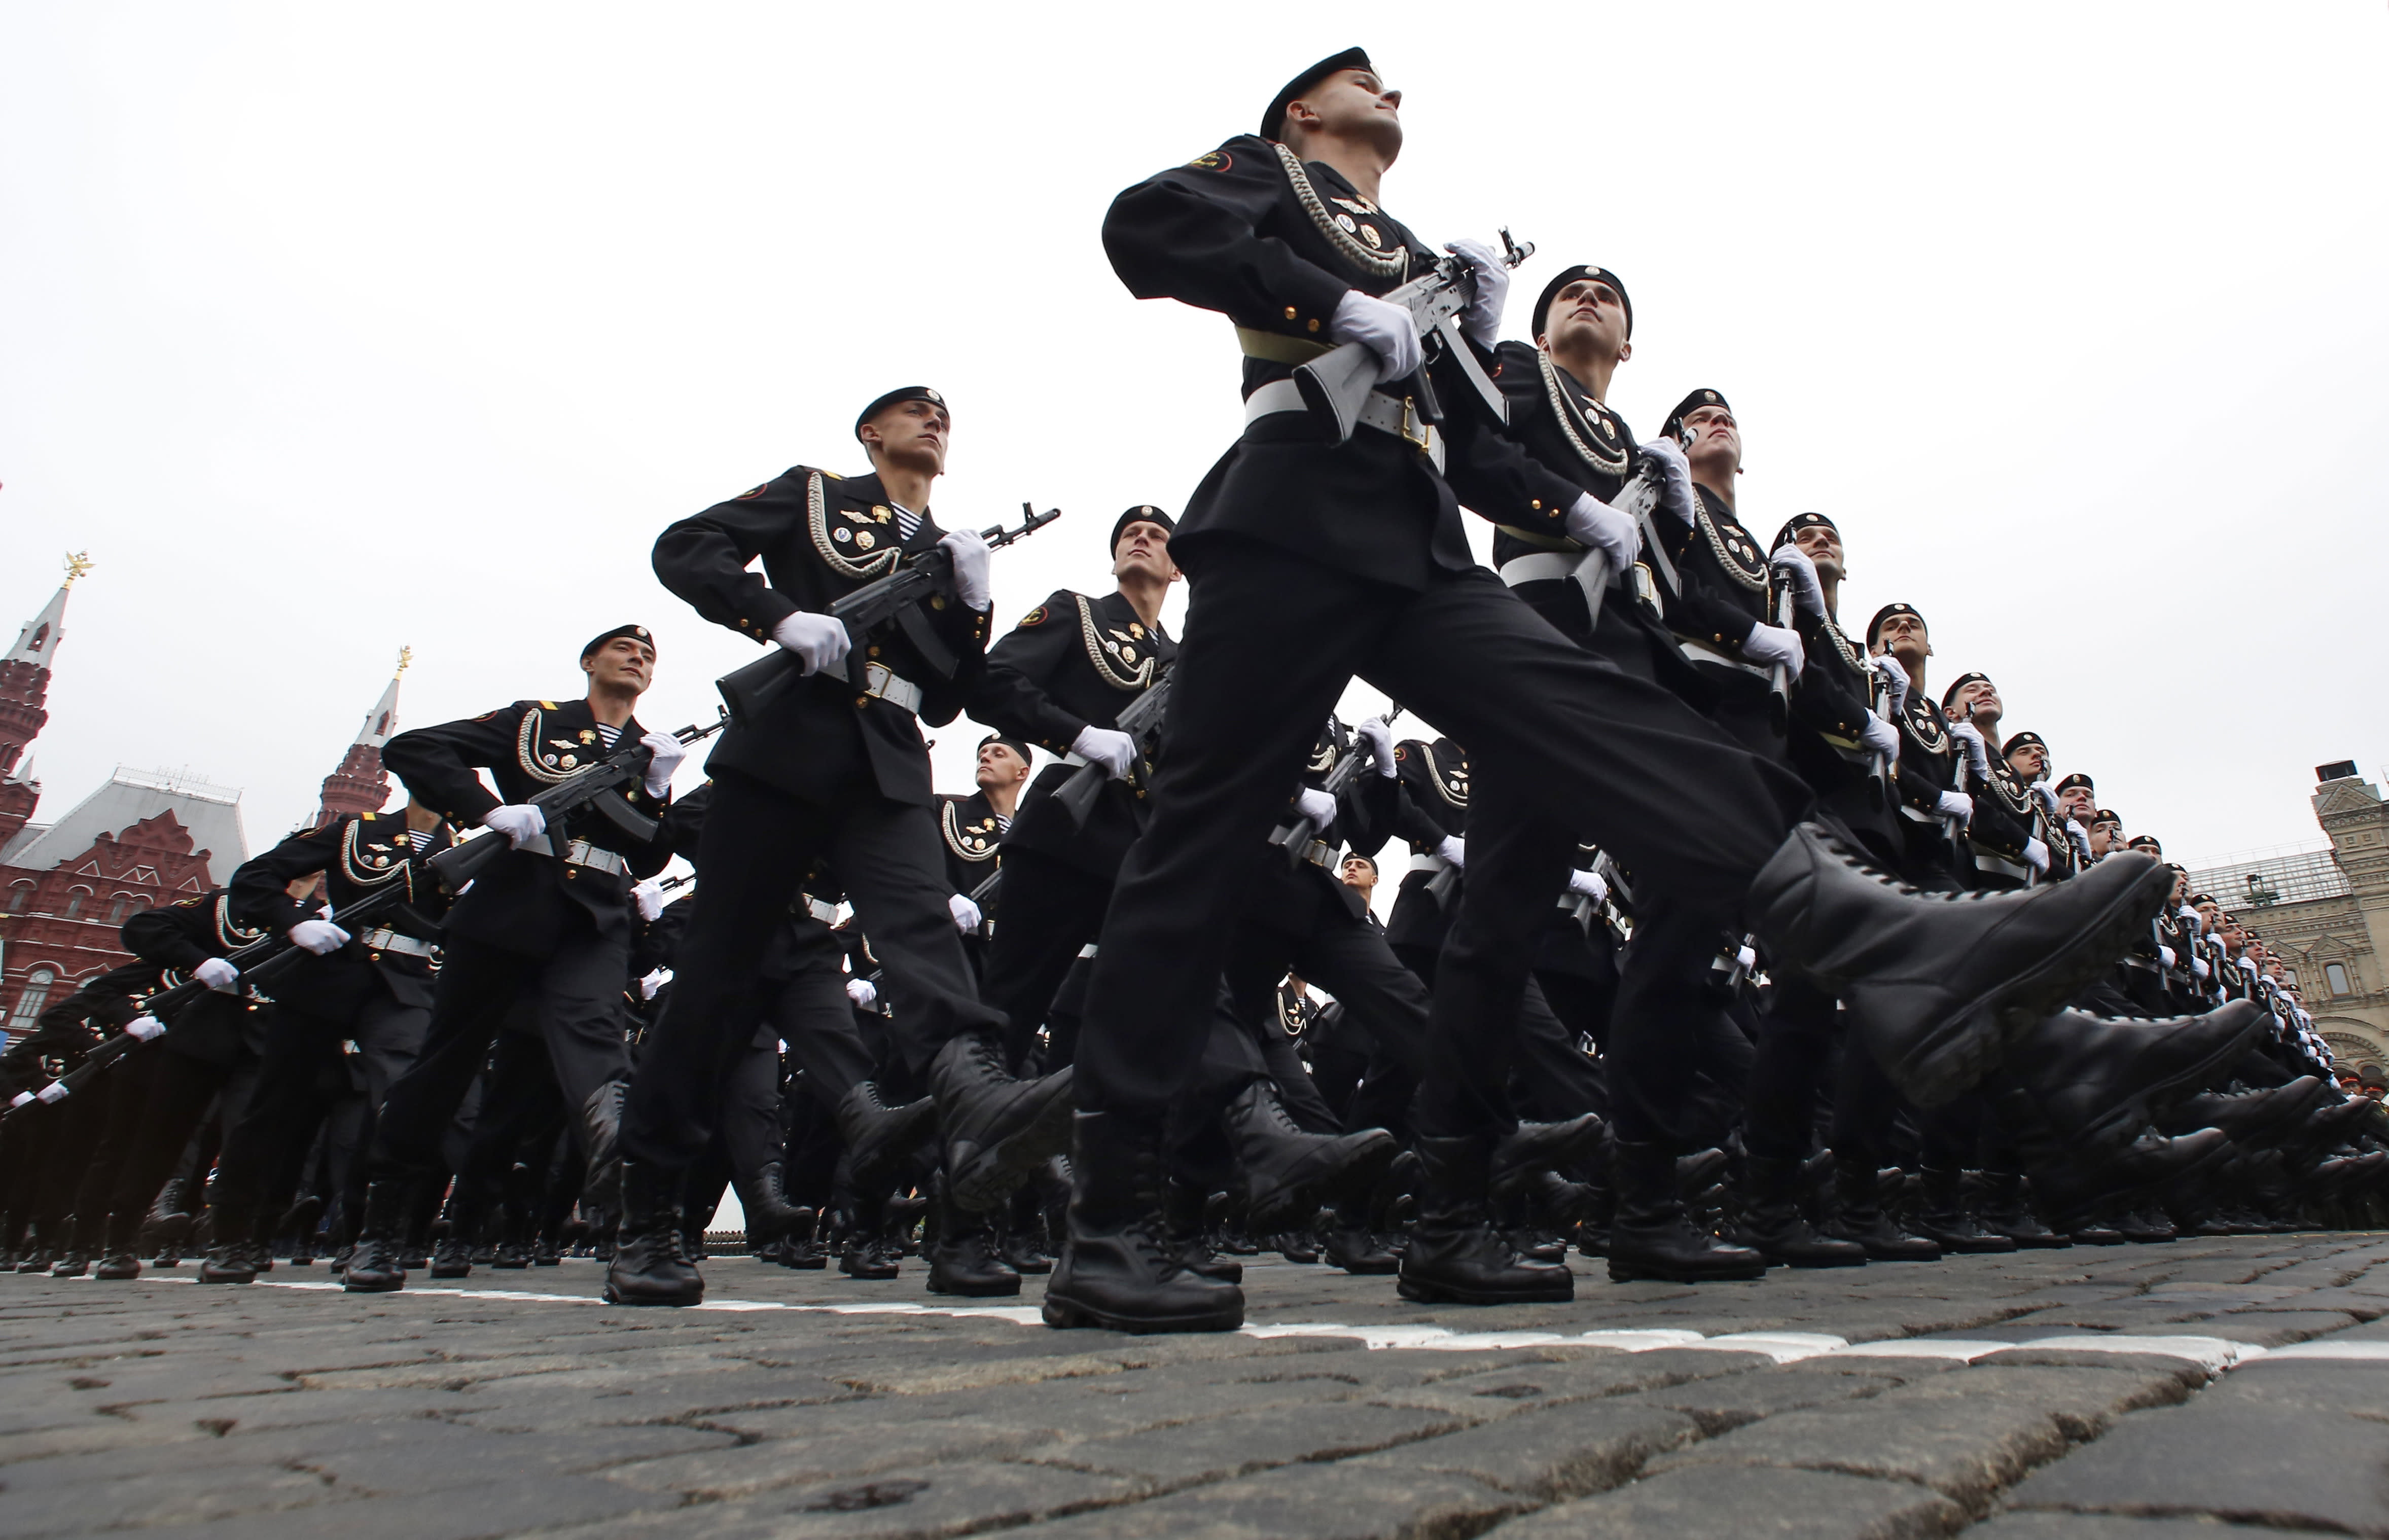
left=8, top=970, right=56, bottom=1030
left=106, top=896, right=130, bottom=924
left=2327, top=962, right=2352, bottom=997
left=62, top=887, right=90, bottom=920
left=6, top=883, right=29, bottom=913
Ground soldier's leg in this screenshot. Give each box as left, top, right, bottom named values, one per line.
left=368, top=939, right=536, bottom=1180
left=979, top=848, right=1115, bottom=1070
left=827, top=796, right=1008, bottom=1076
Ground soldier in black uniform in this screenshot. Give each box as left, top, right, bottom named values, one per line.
left=938, top=733, right=1028, bottom=976
left=6, top=959, right=158, bottom=1274
left=632, top=388, right=1071, bottom=1307
left=345, top=625, right=681, bottom=1294
left=1063, top=48, right=2187, bottom=1331
left=200, top=802, right=454, bottom=1281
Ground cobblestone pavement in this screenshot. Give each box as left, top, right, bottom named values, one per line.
left=3, top=1233, right=2386, bottom=1539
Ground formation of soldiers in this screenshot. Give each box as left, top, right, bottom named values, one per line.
left=4, top=50, right=2385, bottom=1331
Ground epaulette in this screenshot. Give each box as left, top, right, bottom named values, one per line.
left=539, top=700, right=559, bottom=709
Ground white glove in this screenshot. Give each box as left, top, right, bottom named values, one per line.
left=1329, top=289, right=1422, bottom=381
left=2066, top=819, right=2093, bottom=861
left=1767, top=545, right=1826, bottom=621
left=1563, top=492, right=1638, bottom=573
left=938, top=527, right=993, bottom=611
left=2031, top=782, right=2061, bottom=815
left=638, top=967, right=671, bottom=1001
left=1634, top=437, right=1695, bottom=521
left=639, top=731, right=687, bottom=797
left=1072, top=724, right=1136, bottom=780
left=288, top=918, right=350, bottom=955
left=1740, top=623, right=1805, bottom=682
left=948, top=892, right=983, bottom=932
left=1294, top=786, right=1339, bottom=828
left=483, top=804, right=547, bottom=847
left=1567, top=868, right=1609, bottom=904
left=8, top=1092, right=30, bottom=1108
left=1436, top=835, right=1466, bottom=868
left=126, top=1016, right=166, bottom=1042
left=1870, top=653, right=1909, bottom=714
left=2177, top=905, right=2201, bottom=925
left=1735, top=944, right=1758, bottom=972
left=2159, top=945, right=2178, bottom=969
left=2022, top=838, right=2050, bottom=874
left=194, top=957, right=241, bottom=993
left=2239, top=955, right=2260, bottom=977
left=632, top=877, right=670, bottom=924
left=37, top=1082, right=67, bottom=1104
left=1357, top=717, right=1397, bottom=777
left=770, top=612, right=853, bottom=677
left=2193, top=956, right=2210, bottom=980
left=1948, top=721, right=1991, bottom=779
left=845, top=977, right=878, bottom=1009
left=1860, top=712, right=1901, bottom=763
left=1443, top=238, right=1509, bottom=349
left=1936, top=790, right=1974, bottom=823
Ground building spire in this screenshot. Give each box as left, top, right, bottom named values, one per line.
left=4, top=556, right=82, bottom=668
left=312, top=648, right=407, bottom=828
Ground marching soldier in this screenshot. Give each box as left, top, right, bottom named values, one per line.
left=344, top=625, right=682, bottom=1294
left=938, top=733, right=1029, bottom=970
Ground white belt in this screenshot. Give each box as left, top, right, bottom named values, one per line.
left=1676, top=636, right=1771, bottom=679
left=1076, top=944, right=1099, bottom=959
left=1290, top=838, right=1337, bottom=870
left=862, top=662, right=922, bottom=714
left=1899, top=805, right=1942, bottom=825
left=1499, top=548, right=1613, bottom=622
left=359, top=928, right=436, bottom=958
left=1061, top=751, right=1088, bottom=767
left=1410, top=852, right=1451, bottom=874
left=803, top=897, right=840, bottom=926
left=1243, top=378, right=1446, bottom=472
left=520, top=835, right=629, bottom=876
left=1971, top=849, right=2030, bottom=882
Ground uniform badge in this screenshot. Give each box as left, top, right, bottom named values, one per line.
left=735, top=484, right=768, bottom=500
left=1336, top=213, right=1358, bottom=233
left=1128, top=623, right=1145, bottom=638
left=872, top=506, right=892, bottom=523
left=560, top=755, right=578, bottom=769
left=834, top=526, right=851, bottom=543
left=1359, top=224, right=1383, bottom=248
left=1187, top=150, right=1232, bottom=172
left=578, top=730, right=596, bottom=744
left=1019, top=605, right=1048, bottom=627
left=855, top=530, right=876, bottom=550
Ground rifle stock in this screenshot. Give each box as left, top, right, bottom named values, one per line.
left=1292, top=342, right=1384, bottom=445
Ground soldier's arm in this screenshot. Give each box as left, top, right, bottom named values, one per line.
left=973, top=592, right=1099, bottom=754
left=651, top=475, right=809, bottom=648
left=381, top=706, right=526, bottom=829
left=1101, top=137, right=1352, bottom=336
left=229, top=819, right=346, bottom=935
left=1389, top=747, right=1454, bottom=847
left=121, top=898, right=217, bottom=972
left=1442, top=368, right=1597, bottom=547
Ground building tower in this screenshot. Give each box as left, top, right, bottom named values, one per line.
left=312, top=647, right=409, bottom=829
left=0, top=553, right=91, bottom=848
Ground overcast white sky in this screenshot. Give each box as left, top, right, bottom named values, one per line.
left=4, top=3, right=2385, bottom=875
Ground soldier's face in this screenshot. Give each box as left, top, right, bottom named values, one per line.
left=2197, top=899, right=2220, bottom=932
left=2007, top=744, right=2047, bottom=780
left=976, top=743, right=1029, bottom=789
left=1873, top=614, right=1930, bottom=668
left=1112, top=521, right=1179, bottom=584
left=1541, top=278, right=1629, bottom=360
left=1792, top=523, right=1844, bottom=582
left=584, top=637, right=655, bottom=695
left=1945, top=679, right=2000, bottom=723
left=1681, top=405, right=1740, bottom=474
left=860, top=400, right=950, bottom=475
left=2089, top=823, right=2117, bottom=855
left=1340, top=856, right=1377, bottom=893
left=2058, top=785, right=2094, bottom=821
left=1289, top=70, right=1403, bottom=156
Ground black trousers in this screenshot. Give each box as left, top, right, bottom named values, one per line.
left=980, top=847, right=1115, bottom=1071
left=759, top=949, right=879, bottom=1114
left=106, top=1049, right=254, bottom=1226
left=624, top=767, right=1002, bottom=1170
left=214, top=993, right=426, bottom=1224
left=1226, top=909, right=1431, bottom=1125
left=369, top=932, right=627, bottom=1179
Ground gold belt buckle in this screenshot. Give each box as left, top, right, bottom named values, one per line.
left=863, top=662, right=891, bottom=699
left=1398, top=396, right=1432, bottom=454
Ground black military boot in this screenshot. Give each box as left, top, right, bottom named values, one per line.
left=1608, top=1140, right=1767, bottom=1283
left=1986, top=1002, right=2266, bottom=1163
left=998, top=1181, right=1054, bottom=1275
left=1398, top=1134, right=1575, bottom=1304
left=92, top=1211, right=144, bottom=1280
left=838, top=1187, right=901, bottom=1279
left=1044, top=1111, right=1244, bottom=1333
left=341, top=1181, right=411, bottom=1293
left=49, top=1214, right=97, bottom=1277
left=1975, top=1171, right=2070, bottom=1248
left=1727, top=1156, right=1867, bottom=1268
left=1161, top=1179, right=1241, bottom=1283
left=737, top=1159, right=815, bottom=1259
left=2114, top=1207, right=2177, bottom=1243
left=2160, top=1076, right=2327, bottom=1143
left=1913, top=1167, right=2016, bottom=1254
left=1489, top=1114, right=1607, bottom=1197
left=834, top=1083, right=939, bottom=1187
left=145, top=1178, right=194, bottom=1259
left=1748, top=825, right=2175, bottom=1107
left=604, top=1161, right=703, bottom=1306
left=197, top=1196, right=262, bottom=1284
left=492, top=1164, right=541, bottom=1269
left=396, top=1179, right=441, bottom=1271
left=925, top=1177, right=1022, bottom=1298
left=1321, top=1194, right=1399, bottom=1275
left=430, top=1185, right=481, bottom=1279
left=1223, top=1081, right=1396, bottom=1231
left=930, top=1034, right=1077, bottom=1212
left=1818, top=1157, right=1940, bottom=1260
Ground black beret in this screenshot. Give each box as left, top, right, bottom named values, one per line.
left=1531, top=264, right=1632, bottom=341
left=1866, top=602, right=1925, bottom=648
left=976, top=732, right=1035, bottom=764
left=2190, top=892, right=2215, bottom=906
left=854, top=386, right=948, bottom=442
left=2127, top=834, right=2163, bottom=853
left=1940, top=671, right=1993, bottom=710
left=1263, top=47, right=1371, bottom=140
left=2003, top=731, right=2047, bottom=758
left=581, top=624, right=654, bottom=660
left=2092, top=808, right=2122, bottom=827
left=1111, top=505, right=1176, bottom=553
left=1771, top=512, right=1837, bottom=552
left=1662, top=387, right=1731, bottom=442
left=2054, top=772, right=2095, bottom=796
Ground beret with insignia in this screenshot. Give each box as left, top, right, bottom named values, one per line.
left=1532, top=264, right=1633, bottom=342
left=1866, top=602, right=1925, bottom=648
left=1770, top=511, right=1837, bottom=552
left=2091, top=808, right=2122, bottom=828
left=2190, top=892, right=2215, bottom=906
left=1940, top=671, right=1992, bottom=710
left=977, top=732, right=1035, bottom=763
left=582, top=624, right=654, bottom=660
left=1111, top=505, right=1176, bottom=555
left=1662, top=387, right=1731, bottom=443
left=854, top=386, right=947, bottom=442
left=1263, top=46, right=1371, bottom=141
left=2127, top=834, right=2162, bottom=853
left=2053, top=772, right=2095, bottom=796
left=2003, top=730, right=2047, bottom=758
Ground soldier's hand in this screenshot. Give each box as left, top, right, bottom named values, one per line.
left=938, top=528, right=993, bottom=611
left=288, top=918, right=351, bottom=955
left=639, top=731, right=687, bottom=797
left=1444, top=238, right=1510, bottom=348
left=37, top=1081, right=68, bottom=1104
left=1293, top=787, right=1338, bottom=828
left=1936, top=790, right=1975, bottom=825
left=483, top=804, right=547, bottom=848
left=8, top=1091, right=30, bottom=1108
left=1767, top=545, right=1827, bottom=620
left=1562, top=493, right=1637, bottom=573
left=2024, top=838, right=2051, bottom=874
left=770, top=612, right=853, bottom=677
left=1330, top=290, right=1422, bottom=381
left=1860, top=711, right=1901, bottom=764
left=1741, top=623, right=1805, bottom=682
left=947, top=892, right=983, bottom=933
left=845, top=977, right=878, bottom=1010
left=194, top=957, right=241, bottom=993
left=1072, top=725, right=1137, bottom=780
left=1436, top=835, right=1467, bottom=869
left=125, top=1016, right=166, bottom=1042
left=1869, top=653, right=1910, bottom=712
left=1567, top=868, right=1609, bottom=905
left=1635, top=437, right=1695, bottom=520
left=639, top=967, right=672, bottom=1001
left=1356, top=717, right=1397, bottom=776
left=631, top=876, right=671, bottom=923
left=1947, top=720, right=1990, bottom=778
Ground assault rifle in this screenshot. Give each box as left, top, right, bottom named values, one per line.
left=4, top=880, right=426, bottom=1119
left=1560, top=848, right=1632, bottom=945
left=965, top=864, right=1002, bottom=938
left=1052, top=663, right=1173, bottom=831
left=1268, top=707, right=1402, bottom=868
left=1767, top=581, right=1795, bottom=735
left=425, top=709, right=728, bottom=894
left=1293, top=230, right=1534, bottom=445
left=717, top=504, right=1060, bottom=724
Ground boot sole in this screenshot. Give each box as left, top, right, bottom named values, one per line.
left=948, top=1077, right=1077, bottom=1212
left=341, top=1276, right=406, bottom=1294
left=600, top=1286, right=704, bottom=1306
left=1606, top=1262, right=1768, bottom=1283
left=1395, top=1276, right=1574, bottom=1305
left=1041, top=1295, right=1243, bottom=1333
left=2067, top=1009, right=2267, bottom=1161
left=926, top=1278, right=1024, bottom=1298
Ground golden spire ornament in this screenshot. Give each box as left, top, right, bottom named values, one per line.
left=62, top=551, right=94, bottom=586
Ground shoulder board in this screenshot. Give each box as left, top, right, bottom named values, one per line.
left=539, top=700, right=559, bottom=710
left=358, top=811, right=378, bottom=823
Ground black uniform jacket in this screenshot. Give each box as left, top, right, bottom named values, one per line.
left=982, top=587, right=1178, bottom=879
left=1242, top=718, right=1400, bottom=938
left=1384, top=737, right=1469, bottom=954
left=662, top=779, right=842, bottom=986
left=1103, top=137, right=1585, bottom=591
left=229, top=812, right=455, bottom=1016
left=1963, top=761, right=2043, bottom=889
left=936, top=789, right=1006, bottom=901
left=120, top=889, right=274, bottom=1065
left=382, top=698, right=673, bottom=955
left=1785, top=612, right=1903, bottom=868
left=0, top=959, right=154, bottom=1096
left=1665, top=485, right=1774, bottom=689
left=1887, top=692, right=1965, bottom=884
left=653, top=466, right=992, bottom=807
